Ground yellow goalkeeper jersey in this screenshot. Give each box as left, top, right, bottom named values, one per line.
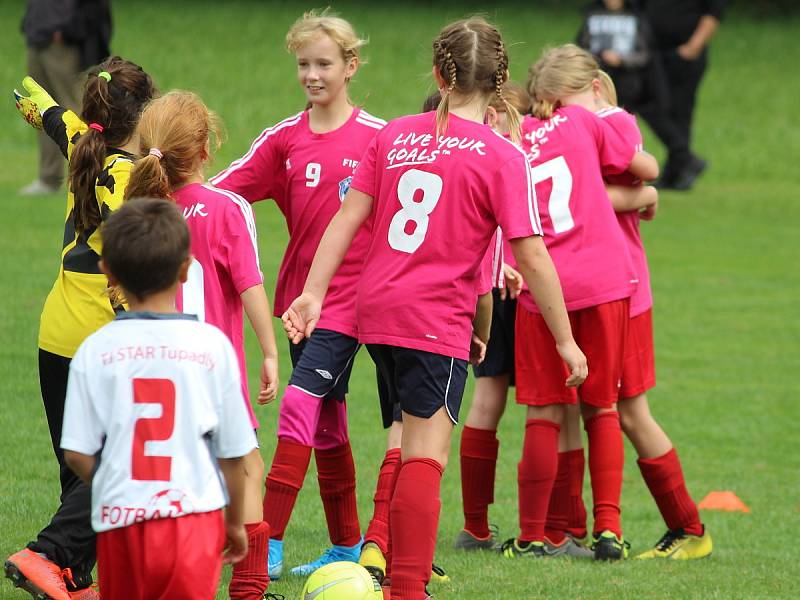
left=38, top=107, right=133, bottom=357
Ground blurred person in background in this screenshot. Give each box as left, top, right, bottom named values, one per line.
left=640, top=0, right=724, bottom=189
left=578, top=0, right=723, bottom=190
left=20, top=0, right=112, bottom=196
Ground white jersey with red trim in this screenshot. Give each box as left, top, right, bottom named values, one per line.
left=61, top=313, right=257, bottom=532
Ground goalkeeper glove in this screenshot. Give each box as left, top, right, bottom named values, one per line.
left=13, top=76, right=58, bottom=130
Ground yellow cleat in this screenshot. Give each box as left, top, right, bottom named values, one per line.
left=636, top=527, right=712, bottom=560
left=430, top=563, right=450, bottom=584
left=359, top=541, right=387, bottom=584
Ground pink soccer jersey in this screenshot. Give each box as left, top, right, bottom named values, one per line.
left=518, top=104, right=637, bottom=314
left=479, top=227, right=505, bottom=294
left=210, top=108, right=386, bottom=338
left=350, top=112, right=542, bottom=360
left=173, top=183, right=263, bottom=427
left=597, top=106, right=653, bottom=317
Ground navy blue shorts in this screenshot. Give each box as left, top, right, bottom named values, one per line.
left=375, top=367, right=403, bottom=428
left=473, top=289, right=516, bottom=385
left=368, top=344, right=468, bottom=425
left=288, top=329, right=360, bottom=400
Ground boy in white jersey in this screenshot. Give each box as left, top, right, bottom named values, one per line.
left=61, top=198, right=256, bottom=600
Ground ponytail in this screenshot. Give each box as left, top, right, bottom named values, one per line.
left=531, top=98, right=557, bottom=120
left=434, top=39, right=458, bottom=140
left=68, top=57, right=156, bottom=234
left=124, top=153, right=171, bottom=202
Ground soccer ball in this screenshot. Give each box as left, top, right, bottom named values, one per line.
left=300, top=561, right=383, bottom=600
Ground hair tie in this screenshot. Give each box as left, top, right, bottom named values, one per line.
left=88, top=122, right=104, bottom=133
left=98, top=71, right=112, bottom=82
left=148, top=148, right=163, bottom=159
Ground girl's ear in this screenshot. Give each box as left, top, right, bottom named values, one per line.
left=432, top=65, right=446, bottom=91
left=484, top=106, right=499, bottom=128
left=344, top=56, right=359, bottom=81
left=178, top=256, right=192, bottom=284
left=591, top=78, right=603, bottom=95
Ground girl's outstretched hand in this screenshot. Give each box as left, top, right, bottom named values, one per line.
left=14, top=76, right=57, bottom=129
left=281, top=292, right=321, bottom=344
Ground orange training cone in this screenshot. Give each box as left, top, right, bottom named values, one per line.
left=698, top=491, right=750, bottom=513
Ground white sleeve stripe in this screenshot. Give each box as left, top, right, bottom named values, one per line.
left=597, top=107, right=624, bottom=118
left=356, top=110, right=387, bottom=126
left=355, top=117, right=384, bottom=130
left=210, top=113, right=303, bottom=185
left=205, top=185, right=261, bottom=271
left=492, top=226, right=503, bottom=287
left=491, top=130, right=542, bottom=236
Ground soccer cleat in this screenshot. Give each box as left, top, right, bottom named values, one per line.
left=262, top=594, right=285, bottom=600
left=359, top=541, right=387, bottom=584
left=635, top=527, right=712, bottom=560
left=568, top=533, right=590, bottom=548
left=289, top=537, right=362, bottom=577
left=4, top=549, right=73, bottom=600
left=267, top=538, right=283, bottom=581
left=544, top=536, right=594, bottom=559
left=430, top=563, right=450, bottom=584
left=591, top=530, right=631, bottom=561
left=453, top=524, right=499, bottom=551
left=498, top=538, right=547, bottom=558
left=68, top=584, right=100, bottom=599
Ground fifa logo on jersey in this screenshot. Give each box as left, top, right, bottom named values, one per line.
left=338, top=176, right=352, bottom=202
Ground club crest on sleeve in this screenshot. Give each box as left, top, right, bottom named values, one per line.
left=338, top=176, right=353, bottom=202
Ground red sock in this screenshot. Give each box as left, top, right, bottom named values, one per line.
left=365, top=448, right=401, bottom=553
left=518, top=419, right=560, bottom=543
left=460, top=426, right=499, bottom=539
left=638, top=448, right=703, bottom=536
left=585, top=412, right=624, bottom=537
left=315, top=441, right=361, bottom=547
left=389, top=458, right=443, bottom=600
left=263, top=438, right=312, bottom=540
left=544, top=452, right=570, bottom=543
left=565, top=448, right=588, bottom=538
left=229, top=521, right=270, bottom=600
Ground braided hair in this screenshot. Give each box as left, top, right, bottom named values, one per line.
left=431, top=18, right=521, bottom=143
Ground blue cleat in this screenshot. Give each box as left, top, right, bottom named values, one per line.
left=268, top=538, right=283, bottom=580
left=289, top=536, right=363, bottom=577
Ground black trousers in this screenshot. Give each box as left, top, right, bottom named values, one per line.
left=638, top=47, right=708, bottom=173
left=27, top=349, right=95, bottom=588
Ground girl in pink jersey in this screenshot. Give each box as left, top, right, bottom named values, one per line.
left=125, top=91, right=281, bottom=600
left=283, top=18, right=587, bottom=599
left=500, top=44, right=660, bottom=562
left=574, top=72, right=710, bottom=559
left=211, top=11, right=386, bottom=578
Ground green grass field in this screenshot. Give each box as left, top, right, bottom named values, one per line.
left=1, top=2, right=799, bottom=598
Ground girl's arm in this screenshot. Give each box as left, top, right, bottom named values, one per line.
left=473, top=291, right=493, bottom=344
left=240, top=285, right=279, bottom=404
left=64, top=451, right=96, bottom=485
left=217, top=456, right=248, bottom=565
left=627, top=151, right=659, bottom=182
left=606, top=184, right=658, bottom=213
left=282, top=188, right=374, bottom=343
left=510, top=236, right=588, bottom=387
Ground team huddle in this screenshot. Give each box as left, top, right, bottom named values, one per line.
left=5, top=9, right=712, bottom=600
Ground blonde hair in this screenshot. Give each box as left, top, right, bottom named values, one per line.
left=125, top=91, right=224, bottom=201
left=597, top=70, right=618, bottom=107
left=489, top=81, right=531, bottom=115
left=527, top=44, right=600, bottom=119
left=432, top=17, right=521, bottom=144
left=286, top=9, right=366, bottom=65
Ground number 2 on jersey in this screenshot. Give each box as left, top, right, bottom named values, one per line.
left=530, top=156, right=575, bottom=234
left=131, top=378, right=176, bottom=481
left=388, top=169, right=443, bottom=254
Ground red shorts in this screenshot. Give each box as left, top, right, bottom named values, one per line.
left=515, top=299, right=629, bottom=408
left=619, top=309, right=656, bottom=398
left=97, top=510, right=224, bottom=600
